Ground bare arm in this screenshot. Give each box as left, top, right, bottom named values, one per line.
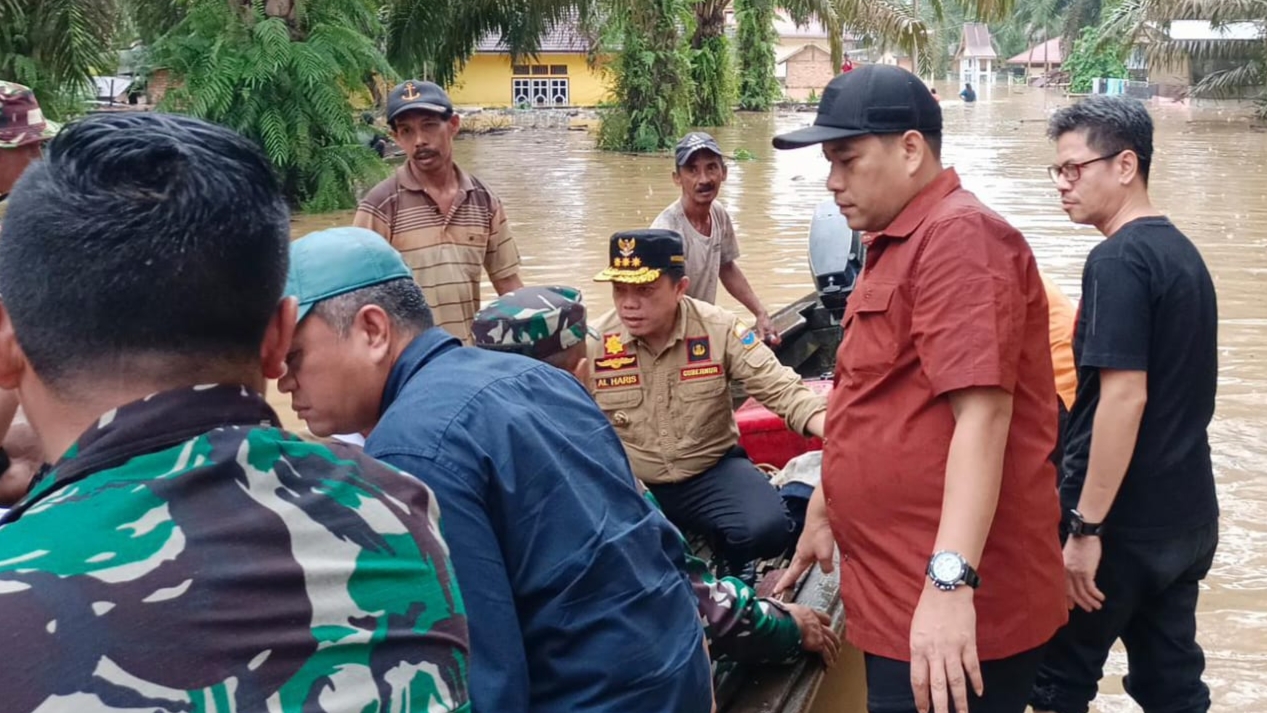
left=491, top=273, right=524, bottom=296
left=1075, top=369, right=1148, bottom=522
left=0, top=389, right=18, bottom=443
left=719, top=262, right=776, bottom=343
left=718, top=262, right=766, bottom=321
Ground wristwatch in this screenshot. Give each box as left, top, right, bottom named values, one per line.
left=1067, top=509, right=1104, bottom=538
left=926, top=551, right=981, bottom=591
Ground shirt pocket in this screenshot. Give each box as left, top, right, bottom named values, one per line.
left=840, top=282, right=901, bottom=377
left=594, top=387, right=645, bottom=432
left=673, top=376, right=730, bottom=442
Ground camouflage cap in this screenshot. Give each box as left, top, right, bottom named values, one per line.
left=0, top=82, right=61, bottom=149
left=472, top=286, right=598, bottom=360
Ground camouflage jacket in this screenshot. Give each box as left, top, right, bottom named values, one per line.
left=644, top=492, right=803, bottom=665
left=0, top=385, right=471, bottom=713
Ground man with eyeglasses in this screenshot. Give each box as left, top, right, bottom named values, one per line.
left=1031, top=95, right=1219, bottom=713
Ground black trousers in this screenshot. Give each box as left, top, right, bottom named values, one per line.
left=865, top=646, right=1047, bottom=713
left=648, top=447, right=794, bottom=571
left=1030, top=521, right=1218, bottom=713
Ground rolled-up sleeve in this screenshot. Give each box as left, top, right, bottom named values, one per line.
left=910, top=214, right=1025, bottom=396
left=726, top=317, right=827, bottom=435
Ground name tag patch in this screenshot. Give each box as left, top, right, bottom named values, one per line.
left=596, top=374, right=642, bottom=389
left=680, top=364, right=722, bottom=381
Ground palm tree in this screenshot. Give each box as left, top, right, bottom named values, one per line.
left=1098, top=0, right=1265, bottom=116
left=0, top=0, right=119, bottom=118
left=135, top=0, right=393, bottom=210
left=689, top=0, right=735, bottom=126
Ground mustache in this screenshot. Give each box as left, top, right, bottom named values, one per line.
left=695, top=183, right=717, bottom=193
left=413, top=149, right=439, bottom=159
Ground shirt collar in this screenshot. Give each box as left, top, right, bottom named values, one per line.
left=6, top=384, right=279, bottom=523
left=396, top=162, right=476, bottom=195
left=380, top=327, right=464, bottom=416
left=869, top=168, right=963, bottom=244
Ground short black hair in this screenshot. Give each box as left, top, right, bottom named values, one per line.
left=1048, top=95, right=1154, bottom=184
left=0, top=112, right=290, bottom=391
left=310, top=278, right=434, bottom=337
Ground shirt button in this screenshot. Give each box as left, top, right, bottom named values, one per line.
left=660, top=429, right=668, bottom=436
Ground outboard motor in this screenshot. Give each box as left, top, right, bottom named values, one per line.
left=807, top=198, right=864, bottom=321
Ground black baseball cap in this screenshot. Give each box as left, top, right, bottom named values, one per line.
left=772, top=65, right=941, bottom=149
left=387, top=80, right=454, bottom=123
left=675, top=132, right=724, bottom=166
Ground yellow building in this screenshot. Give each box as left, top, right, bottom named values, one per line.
left=446, top=23, right=612, bottom=108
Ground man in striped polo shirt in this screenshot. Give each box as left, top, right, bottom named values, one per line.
left=354, top=79, right=524, bottom=343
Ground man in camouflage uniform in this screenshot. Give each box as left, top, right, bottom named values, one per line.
left=0, top=81, right=61, bottom=502
left=0, top=81, right=58, bottom=200
left=473, top=286, right=841, bottom=667
left=0, top=112, right=470, bottom=712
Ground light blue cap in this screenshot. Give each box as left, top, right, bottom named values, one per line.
left=285, top=227, right=412, bottom=323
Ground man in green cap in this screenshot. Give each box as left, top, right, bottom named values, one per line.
left=473, top=285, right=841, bottom=667
left=588, top=228, right=828, bottom=583
left=279, top=227, right=714, bottom=713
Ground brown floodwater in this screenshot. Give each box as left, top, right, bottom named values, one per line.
left=287, top=84, right=1267, bottom=711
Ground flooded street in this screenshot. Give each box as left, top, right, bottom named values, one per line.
left=288, top=85, right=1267, bottom=711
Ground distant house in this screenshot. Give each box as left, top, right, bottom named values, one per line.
left=779, top=44, right=835, bottom=100
left=744, top=10, right=860, bottom=96
left=1137, top=20, right=1264, bottom=97
left=1006, top=38, right=1063, bottom=81
left=446, top=19, right=610, bottom=108
left=955, top=23, right=997, bottom=86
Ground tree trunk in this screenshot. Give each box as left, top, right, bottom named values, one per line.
left=689, top=0, right=734, bottom=125
left=735, top=0, right=779, bottom=111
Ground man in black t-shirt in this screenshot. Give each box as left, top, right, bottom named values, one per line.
left=1031, top=96, right=1219, bottom=713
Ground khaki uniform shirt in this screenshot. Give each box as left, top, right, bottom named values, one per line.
left=354, top=164, right=521, bottom=343
left=589, top=297, right=826, bottom=485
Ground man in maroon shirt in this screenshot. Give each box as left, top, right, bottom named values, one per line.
left=772, top=65, right=1067, bottom=713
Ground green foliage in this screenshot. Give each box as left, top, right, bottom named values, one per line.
left=735, top=0, right=779, bottom=111
left=150, top=0, right=392, bottom=211
left=597, top=0, right=693, bottom=151
left=689, top=33, right=735, bottom=126
left=732, top=147, right=755, bottom=160
left=0, top=0, right=119, bottom=120
left=1064, top=25, right=1127, bottom=92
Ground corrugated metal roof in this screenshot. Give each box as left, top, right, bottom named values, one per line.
left=956, top=23, right=997, bottom=59
left=476, top=19, right=594, bottom=54
left=1006, top=38, right=1063, bottom=65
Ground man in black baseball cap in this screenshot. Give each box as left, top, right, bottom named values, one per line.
left=773, top=64, right=1068, bottom=713
left=352, top=78, right=524, bottom=344
left=652, top=132, right=777, bottom=344
left=386, top=79, right=454, bottom=122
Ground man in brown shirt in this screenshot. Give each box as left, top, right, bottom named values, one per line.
left=589, top=229, right=827, bottom=579
left=354, top=80, right=523, bottom=343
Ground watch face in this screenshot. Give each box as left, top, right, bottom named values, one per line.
left=931, top=553, right=964, bottom=583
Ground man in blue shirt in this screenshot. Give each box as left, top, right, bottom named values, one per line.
left=279, top=227, right=714, bottom=713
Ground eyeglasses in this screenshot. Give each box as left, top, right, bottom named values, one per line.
left=1046, top=151, right=1124, bottom=184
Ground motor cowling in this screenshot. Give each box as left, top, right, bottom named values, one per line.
left=807, top=198, right=864, bottom=320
